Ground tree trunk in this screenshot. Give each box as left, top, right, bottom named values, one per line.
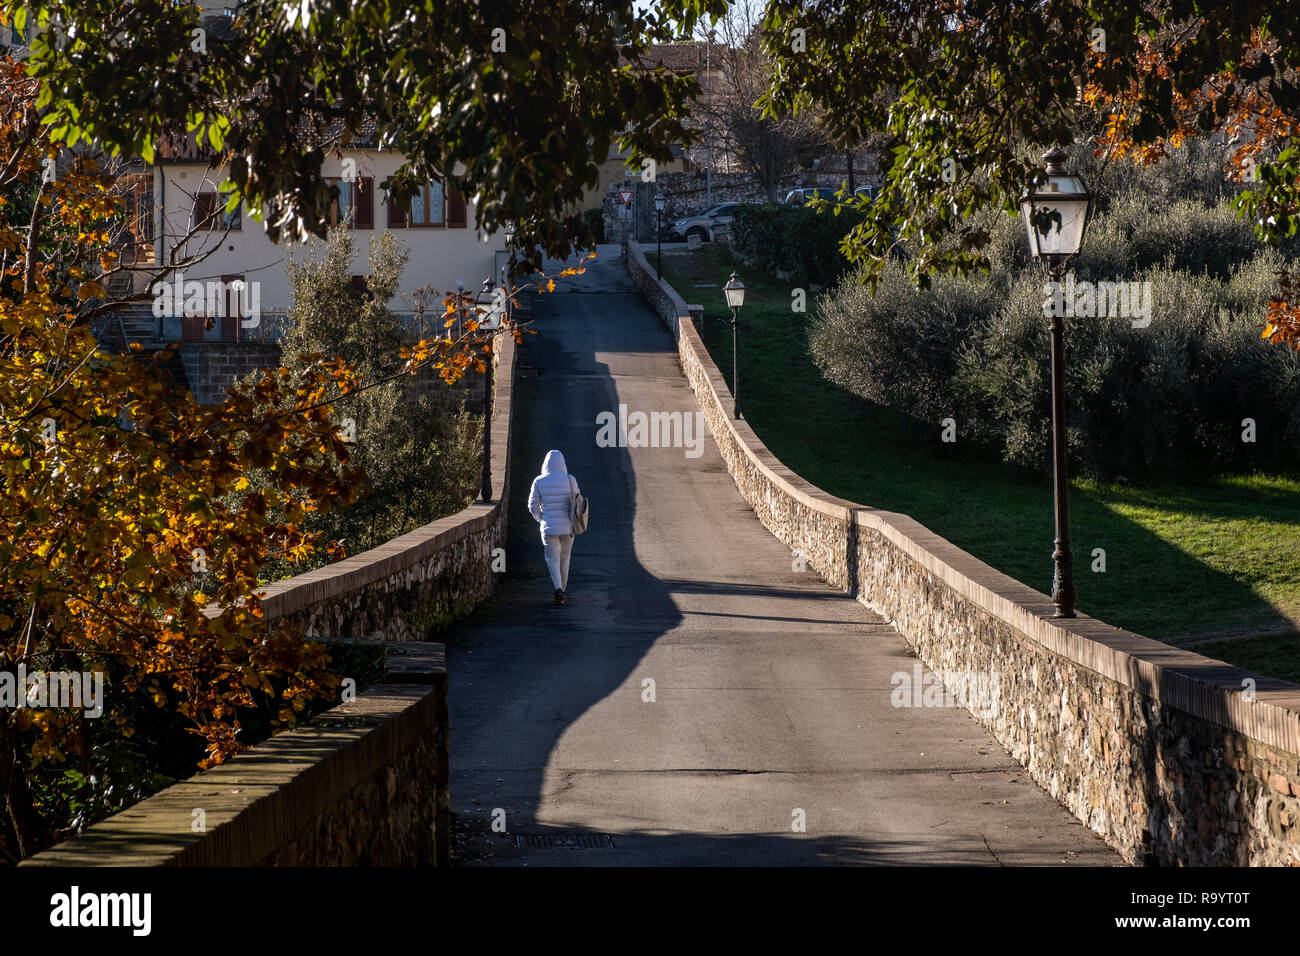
left=0, top=721, right=51, bottom=860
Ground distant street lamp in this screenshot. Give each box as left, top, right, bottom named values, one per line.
left=654, top=191, right=666, bottom=279
left=723, top=271, right=745, bottom=419
left=475, top=277, right=503, bottom=503
left=1021, top=146, right=1094, bottom=619
left=502, top=222, right=516, bottom=324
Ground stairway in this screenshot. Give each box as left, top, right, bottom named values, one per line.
left=117, top=303, right=160, bottom=348
left=143, top=344, right=190, bottom=394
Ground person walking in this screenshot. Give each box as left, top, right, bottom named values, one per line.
left=527, top=449, right=579, bottom=606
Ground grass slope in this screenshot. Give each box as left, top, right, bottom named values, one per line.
left=662, top=243, right=1300, bottom=681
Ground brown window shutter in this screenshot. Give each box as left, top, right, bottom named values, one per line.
left=355, top=177, right=375, bottom=229
left=195, top=192, right=216, bottom=230
left=447, top=185, right=467, bottom=228
left=386, top=189, right=407, bottom=228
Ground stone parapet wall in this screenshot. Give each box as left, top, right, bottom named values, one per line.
left=23, top=645, right=450, bottom=866
left=626, top=239, right=1300, bottom=866
left=251, top=330, right=516, bottom=642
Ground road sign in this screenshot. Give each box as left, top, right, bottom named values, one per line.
left=618, top=189, right=634, bottom=207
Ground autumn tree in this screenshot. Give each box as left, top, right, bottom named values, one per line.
left=0, top=48, right=372, bottom=859
left=0, top=0, right=613, bottom=859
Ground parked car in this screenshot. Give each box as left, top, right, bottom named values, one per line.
left=786, top=185, right=882, bottom=206
left=783, top=187, right=839, bottom=205
left=664, top=202, right=741, bottom=242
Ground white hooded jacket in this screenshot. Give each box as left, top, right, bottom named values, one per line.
left=528, top=449, right=578, bottom=538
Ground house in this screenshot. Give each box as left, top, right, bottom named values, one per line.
left=2, top=11, right=503, bottom=354
left=143, top=126, right=499, bottom=343
left=105, top=121, right=503, bottom=403
left=2, top=6, right=504, bottom=405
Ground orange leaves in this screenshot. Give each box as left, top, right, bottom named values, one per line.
left=1264, top=272, right=1300, bottom=350
left=1086, top=19, right=1295, bottom=184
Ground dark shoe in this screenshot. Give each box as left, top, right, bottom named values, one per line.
left=554, top=588, right=565, bottom=606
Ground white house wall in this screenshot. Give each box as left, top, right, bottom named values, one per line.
left=153, top=150, right=501, bottom=333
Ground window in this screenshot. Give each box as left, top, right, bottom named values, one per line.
left=410, top=181, right=444, bottom=227
left=392, top=180, right=468, bottom=229
left=325, top=176, right=374, bottom=229
left=195, top=191, right=241, bottom=230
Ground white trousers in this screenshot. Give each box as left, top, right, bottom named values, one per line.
left=543, top=534, right=574, bottom=591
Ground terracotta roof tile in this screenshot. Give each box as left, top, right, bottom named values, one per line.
left=619, top=42, right=726, bottom=72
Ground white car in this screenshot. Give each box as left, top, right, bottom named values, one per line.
left=664, top=202, right=741, bottom=242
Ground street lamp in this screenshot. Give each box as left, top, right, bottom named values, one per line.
left=654, top=191, right=666, bottom=279
left=723, top=271, right=745, bottom=419
left=1021, top=145, right=1093, bottom=619
left=501, top=222, right=516, bottom=324
left=456, top=278, right=466, bottom=340
left=475, top=277, right=502, bottom=503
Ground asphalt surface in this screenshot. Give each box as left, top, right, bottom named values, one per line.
left=443, top=244, right=1118, bottom=866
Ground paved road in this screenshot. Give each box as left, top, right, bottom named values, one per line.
left=444, top=245, right=1117, bottom=866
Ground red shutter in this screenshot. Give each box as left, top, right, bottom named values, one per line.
left=223, top=275, right=244, bottom=342
left=354, top=177, right=374, bottom=229
left=194, top=192, right=216, bottom=230
left=447, top=185, right=467, bottom=228
left=386, top=189, right=407, bottom=228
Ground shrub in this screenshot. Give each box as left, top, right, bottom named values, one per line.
left=582, top=206, right=606, bottom=245
left=951, top=266, right=1300, bottom=479
left=1078, top=137, right=1239, bottom=211
left=809, top=136, right=1300, bottom=480
left=732, top=202, right=865, bottom=288
left=1083, top=192, right=1260, bottom=281
left=237, top=227, right=482, bottom=574
left=810, top=261, right=997, bottom=426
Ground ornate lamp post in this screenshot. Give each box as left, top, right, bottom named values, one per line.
left=723, top=271, right=745, bottom=419
left=475, top=277, right=502, bottom=503
left=1021, top=146, right=1094, bottom=619
left=654, top=191, right=666, bottom=279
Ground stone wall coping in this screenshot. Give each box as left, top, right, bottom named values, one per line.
left=22, top=652, right=446, bottom=867
left=627, top=239, right=1300, bottom=757
left=246, top=332, right=516, bottom=623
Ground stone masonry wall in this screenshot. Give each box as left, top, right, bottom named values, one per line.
left=253, top=330, right=515, bottom=642
left=179, top=341, right=282, bottom=404
left=626, top=239, right=1300, bottom=866
left=23, top=645, right=450, bottom=867
left=603, top=162, right=884, bottom=245
left=178, top=340, right=484, bottom=406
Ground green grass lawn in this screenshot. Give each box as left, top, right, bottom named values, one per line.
left=661, top=243, right=1300, bottom=682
